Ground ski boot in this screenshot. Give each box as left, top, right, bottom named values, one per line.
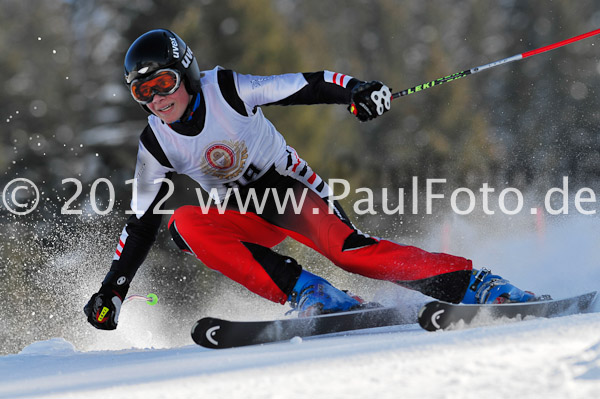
left=288, top=270, right=363, bottom=317
left=461, top=268, right=545, bottom=304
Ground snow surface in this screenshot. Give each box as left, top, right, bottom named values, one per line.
left=1, top=216, right=600, bottom=398
left=2, top=314, right=600, bottom=399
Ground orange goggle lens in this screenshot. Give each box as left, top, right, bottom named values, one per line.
left=130, top=69, right=181, bottom=104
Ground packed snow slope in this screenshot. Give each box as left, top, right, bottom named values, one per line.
left=1, top=217, right=600, bottom=398
left=2, top=312, right=600, bottom=399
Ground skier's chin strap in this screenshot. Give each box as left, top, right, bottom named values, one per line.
left=178, top=92, right=201, bottom=122
left=168, top=91, right=206, bottom=136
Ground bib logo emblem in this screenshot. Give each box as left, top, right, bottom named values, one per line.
left=201, top=141, right=248, bottom=180
left=206, top=144, right=235, bottom=169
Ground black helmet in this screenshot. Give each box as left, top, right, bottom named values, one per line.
left=124, top=29, right=201, bottom=94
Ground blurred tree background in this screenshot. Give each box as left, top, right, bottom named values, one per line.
left=1, top=0, right=599, bottom=353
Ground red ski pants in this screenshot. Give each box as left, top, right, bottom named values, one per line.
left=168, top=171, right=472, bottom=304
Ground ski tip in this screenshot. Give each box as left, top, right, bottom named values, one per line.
left=191, top=317, right=229, bottom=349
left=417, top=291, right=599, bottom=333
left=418, top=301, right=447, bottom=332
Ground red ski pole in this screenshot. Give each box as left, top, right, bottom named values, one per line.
left=392, top=28, right=600, bottom=99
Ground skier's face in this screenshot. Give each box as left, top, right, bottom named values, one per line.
left=146, top=83, right=192, bottom=124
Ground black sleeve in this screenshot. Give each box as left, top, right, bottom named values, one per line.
left=103, top=175, right=173, bottom=286
left=218, top=69, right=363, bottom=115
left=268, top=72, right=360, bottom=106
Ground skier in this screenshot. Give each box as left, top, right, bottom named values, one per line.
left=85, top=29, right=536, bottom=330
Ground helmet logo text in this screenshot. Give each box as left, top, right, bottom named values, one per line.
left=182, top=47, right=193, bottom=69
left=170, top=37, right=180, bottom=58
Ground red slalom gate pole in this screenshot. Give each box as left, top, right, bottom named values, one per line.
left=392, top=28, right=600, bottom=99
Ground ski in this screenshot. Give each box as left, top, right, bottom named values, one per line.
left=191, top=305, right=412, bottom=349
left=418, top=291, right=597, bottom=332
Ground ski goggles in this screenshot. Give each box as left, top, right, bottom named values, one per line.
left=130, top=69, right=182, bottom=104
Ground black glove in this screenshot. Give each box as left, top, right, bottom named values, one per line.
left=348, top=81, right=392, bottom=122
left=84, top=274, right=129, bottom=330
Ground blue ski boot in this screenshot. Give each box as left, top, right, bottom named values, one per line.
left=289, top=270, right=362, bottom=317
left=462, top=268, right=538, bottom=304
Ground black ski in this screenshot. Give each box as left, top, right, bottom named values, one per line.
left=418, top=291, right=597, bottom=332
left=191, top=305, right=412, bottom=349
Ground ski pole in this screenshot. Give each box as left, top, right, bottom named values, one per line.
left=123, top=293, right=159, bottom=306
left=392, top=27, right=600, bottom=99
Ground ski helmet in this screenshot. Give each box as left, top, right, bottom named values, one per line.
left=124, top=29, right=202, bottom=96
